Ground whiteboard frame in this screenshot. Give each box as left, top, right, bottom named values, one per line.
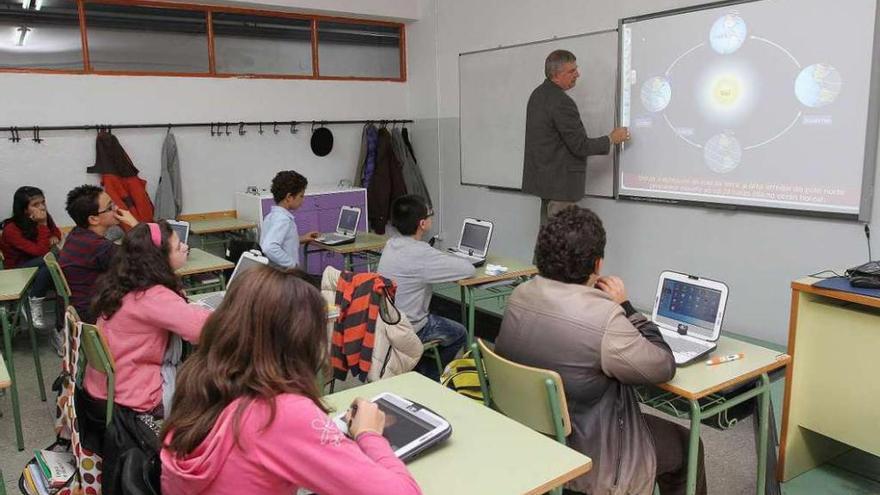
left=616, top=0, right=880, bottom=221
left=458, top=28, right=619, bottom=198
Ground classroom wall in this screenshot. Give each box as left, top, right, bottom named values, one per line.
left=409, top=0, right=880, bottom=345
left=0, top=0, right=415, bottom=227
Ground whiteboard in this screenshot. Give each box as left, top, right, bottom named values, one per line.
left=459, top=29, right=619, bottom=197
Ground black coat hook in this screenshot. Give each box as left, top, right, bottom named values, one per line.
left=9, top=127, right=18, bottom=143
left=290, top=122, right=298, bottom=134
left=258, top=122, right=264, bottom=135
left=238, top=122, right=246, bottom=136
left=273, top=122, right=279, bottom=135
left=33, top=126, right=42, bottom=143
left=210, top=123, right=215, bottom=137
left=225, top=123, right=231, bottom=136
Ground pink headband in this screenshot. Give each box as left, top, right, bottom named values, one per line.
left=147, top=223, right=162, bottom=248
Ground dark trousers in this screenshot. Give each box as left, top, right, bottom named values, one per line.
left=19, top=256, right=51, bottom=298
left=563, top=414, right=707, bottom=495
left=645, top=414, right=708, bottom=495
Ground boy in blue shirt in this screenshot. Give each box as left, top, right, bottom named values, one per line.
left=260, top=171, right=318, bottom=269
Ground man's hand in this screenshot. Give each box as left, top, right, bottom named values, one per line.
left=114, top=208, right=139, bottom=228
left=300, top=231, right=320, bottom=243
left=596, top=276, right=628, bottom=304
left=609, top=127, right=631, bottom=145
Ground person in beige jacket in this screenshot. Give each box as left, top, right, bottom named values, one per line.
left=321, top=266, right=423, bottom=382
left=496, top=207, right=706, bottom=495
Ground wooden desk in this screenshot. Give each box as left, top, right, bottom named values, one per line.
left=306, top=232, right=388, bottom=271
left=323, top=372, right=591, bottom=495
left=177, top=248, right=235, bottom=292
left=642, top=337, right=790, bottom=495
left=456, top=256, right=537, bottom=345
left=0, top=267, right=43, bottom=451
left=778, top=277, right=880, bottom=481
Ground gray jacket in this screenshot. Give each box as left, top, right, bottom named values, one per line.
left=155, top=132, right=182, bottom=219
left=496, top=276, right=675, bottom=495
left=522, top=79, right=611, bottom=201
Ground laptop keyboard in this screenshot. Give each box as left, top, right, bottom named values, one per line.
left=665, top=334, right=712, bottom=363
left=199, top=292, right=225, bottom=310
left=318, top=233, right=352, bottom=243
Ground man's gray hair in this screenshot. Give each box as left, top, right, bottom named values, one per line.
left=545, top=50, right=576, bottom=79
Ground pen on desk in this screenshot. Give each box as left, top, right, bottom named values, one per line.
left=705, top=353, right=744, bottom=366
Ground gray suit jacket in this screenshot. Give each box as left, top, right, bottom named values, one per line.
left=522, top=79, right=611, bottom=201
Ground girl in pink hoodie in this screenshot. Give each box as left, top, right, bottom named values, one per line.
left=160, top=267, right=422, bottom=495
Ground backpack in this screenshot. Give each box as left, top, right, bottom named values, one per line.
left=440, top=354, right=483, bottom=402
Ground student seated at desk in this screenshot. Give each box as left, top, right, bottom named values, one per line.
left=161, top=266, right=422, bottom=495
left=377, top=195, right=474, bottom=380
left=495, top=206, right=706, bottom=495
left=260, top=170, right=319, bottom=270
left=78, top=222, right=209, bottom=455
left=59, top=184, right=139, bottom=324
left=0, top=186, right=62, bottom=330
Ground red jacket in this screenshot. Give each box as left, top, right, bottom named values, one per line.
left=88, top=132, right=155, bottom=226
left=0, top=221, right=61, bottom=268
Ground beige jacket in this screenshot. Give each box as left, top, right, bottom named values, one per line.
left=321, top=267, right=423, bottom=382
left=496, top=276, right=675, bottom=495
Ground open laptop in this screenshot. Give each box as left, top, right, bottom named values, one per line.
left=166, top=220, right=190, bottom=246
left=315, top=206, right=361, bottom=246
left=651, top=271, right=729, bottom=366
left=195, top=250, right=269, bottom=310
left=446, top=218, right=493, bottom=267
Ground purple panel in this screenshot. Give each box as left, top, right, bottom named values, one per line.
left=318, top=209, right=340, bottom=232
left=324, top=251, right=344, bottom=271
left=300, top=195, right=320, bottom=213
left=260, top=197, right=275, bottom=220
left=294, top=210, right=320, bottom=233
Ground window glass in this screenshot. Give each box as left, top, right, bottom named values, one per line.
left=317, top=21, right=400, bottom=79
left=85, top=3, right=208, bottom=73
left=0, top=0, right=83, bottom=70
left=213, top=12, right=312, bottom=75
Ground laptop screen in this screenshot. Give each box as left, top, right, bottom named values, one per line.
left=460, top=223, right=490, bottom=253
left=168, top=223, right=189, bottom=245
left=338, top=208, right=359, bottom=233
left=374, top=397, right=434, bottom=451
left=656, top=278, right=722, bottom=338
left=229, top=254, right=265, bottom=287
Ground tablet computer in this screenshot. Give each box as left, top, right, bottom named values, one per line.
left=333, top=392, right=452, bottom=462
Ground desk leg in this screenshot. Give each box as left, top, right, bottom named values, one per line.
left=467, top=287, right=476, bottom=346
left=686, top=399, right=701, bottom=495
left=344, top=253, right=353, bottom=272
left=20, top=299, right=46, bottom=402
left=1, top=308, right=24, bottom=450
left=756, top=374, right=770, bottom=495
left=219, top=272, right=228, bottom=291
left=460, top=286, right=467, bottom=328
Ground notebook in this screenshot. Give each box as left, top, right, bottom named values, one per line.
left=446, top=218, right=493, bottom=267
left=315, top=206, right=361, bottom=246
left=196, top=250, right=269, bottom=310
left=650, top=271, right=729, bottom=366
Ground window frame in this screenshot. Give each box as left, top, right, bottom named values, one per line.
left=0, top=0, right=407, bottom=81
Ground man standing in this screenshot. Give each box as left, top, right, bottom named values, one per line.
left=523, top=49, right=630, bottom=226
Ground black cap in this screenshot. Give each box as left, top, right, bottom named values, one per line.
left=310, top=127, right=334, bottom=157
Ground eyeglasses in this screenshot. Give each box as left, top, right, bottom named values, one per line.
left=96, top=202, right=116, bottom=215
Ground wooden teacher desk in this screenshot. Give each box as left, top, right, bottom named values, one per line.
left=778, top=277, right=880, bottom=481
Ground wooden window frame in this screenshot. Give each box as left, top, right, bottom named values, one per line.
left=0, top=0, right=407, bottom=82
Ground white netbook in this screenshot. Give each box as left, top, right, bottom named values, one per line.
left=315, top=206, right=361, bottom=246
left=446, top=218, right=493, bottom=267
left=651, top=271, right=729, bottom=366
left=195, top=250, right=269, bottom=310
left=333, top=393, right=452, bottom=462
left=166, top=220, right=190, bottom=246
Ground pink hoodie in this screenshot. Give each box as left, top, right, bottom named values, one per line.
left=161, top=394, right=422, bottom=495
left=84, top=285, right=210, bottom=412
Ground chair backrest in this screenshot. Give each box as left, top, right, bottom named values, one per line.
left=81, top=323, right=115, bottom=375
left=474, top=339, right=571, bottom=441
left=43, top=252, right=71, bottom=305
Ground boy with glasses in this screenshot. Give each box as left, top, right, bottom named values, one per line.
left=377, top=195, right=474, bottom=380
left=59, top=185, right=138, bottom=323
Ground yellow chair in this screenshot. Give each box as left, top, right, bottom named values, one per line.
left=471, top=339, right=572, bottom=495
left=80, top=322, right=116, bottom=426
left=43, top=252, right=71, bottom=308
